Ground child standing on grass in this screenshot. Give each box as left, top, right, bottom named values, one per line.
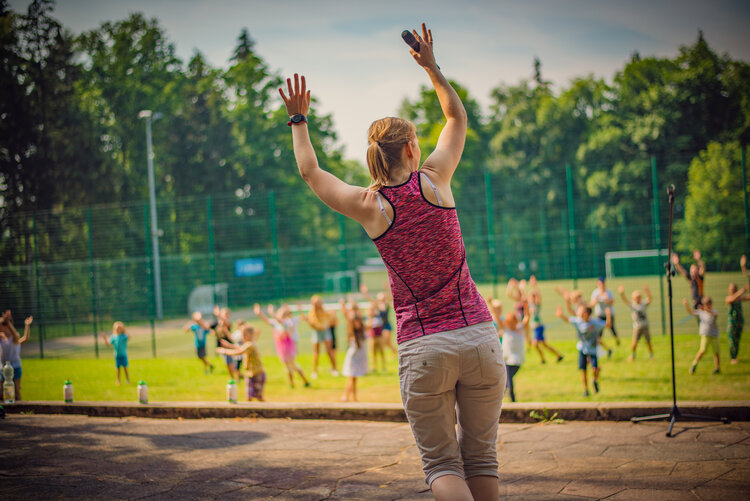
left=184, top=312, right=215, bottom=374
left=366, top=303, right=386, bottom=372
left=499, top=302, right=527, bottom=403
left=101, top=321, right=129, bottom=385
left=528, top=290, right=564, bottom=364
left=255, top=303, right=310, bottom=389
left=726, top=283, right=750, bottom=365
left=217, top=325, right=265, bottom=401
left=0, top=310, right=32, bottom=401
left=684, top=297, right=721, bottom=374
left=618, top=284, right=655, bottom=362
left=557, top=305, right=611, bottom=397
left=340, top=298, right=368, bottom=402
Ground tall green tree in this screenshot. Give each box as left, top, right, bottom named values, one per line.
left=676, top=141, right=746, bottom=269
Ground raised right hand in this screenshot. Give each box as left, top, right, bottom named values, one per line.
left=407, top=23, right=437, bottom=70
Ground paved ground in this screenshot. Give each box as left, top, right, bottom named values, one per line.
left=1, top=415, right=749, bottom=500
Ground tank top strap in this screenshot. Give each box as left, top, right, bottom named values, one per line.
left=375, top=192, right=393, bottom=225
left=420, top=171, right=442, bottom=207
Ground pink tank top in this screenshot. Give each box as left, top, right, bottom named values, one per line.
left=373, top=171, right=492, bottom=344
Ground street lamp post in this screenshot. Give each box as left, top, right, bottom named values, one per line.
left=139, top=110, right=164, bottom=319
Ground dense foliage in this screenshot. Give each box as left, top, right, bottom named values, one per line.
left=2, top=0, right=748, bottom=272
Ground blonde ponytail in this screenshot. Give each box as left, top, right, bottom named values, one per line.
left=366, top=117, right=417, bottom=190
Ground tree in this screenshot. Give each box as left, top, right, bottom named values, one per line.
left=676, top=141, right=746, bottom=269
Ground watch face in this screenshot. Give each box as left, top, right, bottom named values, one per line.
left=291, top=114, right=305, bottom=123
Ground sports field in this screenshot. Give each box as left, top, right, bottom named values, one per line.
left=18, top=273, right=750, bottom=404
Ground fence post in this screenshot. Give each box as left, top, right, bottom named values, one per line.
left=337, top=213, right=350, bottom=292
left=565, top=164, right=578, bottom=288
left=269, top=191, right=284, bottom=298
left=742, top=147, right=749, bottom=260
left=31, top=213, right=43, bottom=359
left=144, top=203, right=156, bottom=358
left=540, top=208, right=551, bottom=280
left=207, top=196, right=217, bottom=306
left=87, top=208, right=99, bottom=358
left=484, top=170, right=498, bottom=296
left=651, top=156, right=666, bottom=335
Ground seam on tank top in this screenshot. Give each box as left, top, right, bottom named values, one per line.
left=381, top=254, right=426, bottom=336
left=418, top=171, right=456, bottom=210
left=457, top=254, right=468, bottom=326
left=371, top=190, right=397, bottom=241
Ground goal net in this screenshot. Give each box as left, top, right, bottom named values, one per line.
left=604, top=249, right=668, bottom=279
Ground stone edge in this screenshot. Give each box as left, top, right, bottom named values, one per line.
left=3, top=400, right=749, bottom=422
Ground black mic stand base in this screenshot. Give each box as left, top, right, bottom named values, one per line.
left=631, top=406, right=730, bottom=437
left=630, top=184, right=729, bottom=437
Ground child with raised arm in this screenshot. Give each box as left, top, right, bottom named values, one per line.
left=528, top=289, right=564, bottom=364
left=0, top=310, right=32, bottom=401
left=217, top=325, right=265, bottom=401
left=101, top=321, right=129, bottom=385
left=280, top=23, right=504, bottom=500
left=726, top=282, right=750, bottom=364
left=339, top=298, right=368, bottom=402
left=673, top=250, right=706, bottom=309
left=499, top=302, right=528, bottom=402
left=618, top=284, right=655, bottom=362
left=255, top=303, right=310, bottom=389
left=557, top=304, right=610, bottom=397
left=184, top=312, right=215, bottom=373
left=684, top=297, right=720, bottom=374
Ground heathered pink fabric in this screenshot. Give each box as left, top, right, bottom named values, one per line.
left=373, top=171, right=492, bottom=344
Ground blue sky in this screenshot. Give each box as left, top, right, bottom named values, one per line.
left=10, top=0, right=750, bottom=165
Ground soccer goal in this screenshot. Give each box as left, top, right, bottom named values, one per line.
left=604, top=249, right=669, bottom=278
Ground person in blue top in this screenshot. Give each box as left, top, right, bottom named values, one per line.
left=557, top=304, right=611, bottom=397
left=101, top=321, right=130, bottom=385
left=184, top=312, right=215, bottom=374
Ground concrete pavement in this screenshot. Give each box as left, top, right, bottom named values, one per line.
left=1, top=414, right=749, bottom=500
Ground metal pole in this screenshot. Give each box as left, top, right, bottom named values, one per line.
left=742, top=147, right=750, bottom=259
left=566, top=164, right=578, bottom=288
left=269, top=191, right=283, bottom=297
left=338, top=213, right=349, bottom=292
left=144, top=203, right=156, bottom=358
left=140, top=110, right=163, bottom=319
left=87, top=208, right=99, bottom=358
left=484, top=171, right=498, bottom=296
left=652, top=156, right=666, bottom=335
left=207, top=196, right=217, bottom=305
left=32, top=213, right=43, bottom=359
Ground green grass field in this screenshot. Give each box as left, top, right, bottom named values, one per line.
left=16, top=272, right=750, bottom=403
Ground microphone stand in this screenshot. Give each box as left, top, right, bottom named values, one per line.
left=631, top=185, right=729, bottom=436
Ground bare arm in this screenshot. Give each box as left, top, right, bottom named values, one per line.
left=410, top=24, right=467, bottom=185
left=682, top=299, right=694, bottom=315
left=555, top=306, right=570, bottom=324
left=727, top=285, right=749, bottom=304
left=672, top=254, right=688, bottom=279
left=217, top=342, right=250, bottom=357
left=617, top=285, right=629, bottom=307
left=280, top=74, right=377, bottom=229
left=741, top=255, right=748, bottom=276
left=100, top=333, right=111, bottom=346
left=254, top=303, right=273, bottom=326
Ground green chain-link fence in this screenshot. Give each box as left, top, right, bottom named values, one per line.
left=2, top=155, right=748, bottom=357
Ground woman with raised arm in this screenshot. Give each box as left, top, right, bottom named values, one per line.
left=280, top=23, right=505, bottom=501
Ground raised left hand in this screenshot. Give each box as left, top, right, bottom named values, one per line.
left=279, top=73, right=311, bottom=117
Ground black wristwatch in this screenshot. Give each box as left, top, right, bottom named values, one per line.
left=287, top=114, right=307, bottom=126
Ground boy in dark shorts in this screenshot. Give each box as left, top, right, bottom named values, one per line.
left=184, top=312, right=215, bottom=373
left=557, top=304, right=611, bottom=397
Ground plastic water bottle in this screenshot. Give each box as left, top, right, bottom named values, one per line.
left=63, top=380, right=74, bottom=403
left=227, top=379, right=237, bottom=403
left=137, top=381, right=148, bottom=404
left=3, top=362, right=15, bottom=404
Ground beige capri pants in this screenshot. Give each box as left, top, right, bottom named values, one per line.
left=398, top=321, right=506, bottom=486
